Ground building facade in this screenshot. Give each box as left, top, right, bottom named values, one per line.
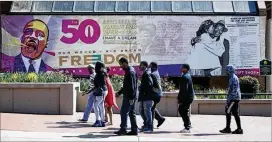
left=0, top=1, right=271, bottom=90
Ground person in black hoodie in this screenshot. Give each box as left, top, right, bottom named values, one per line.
left=138, top=61, right=154, bottom=132
left=178, top=64, right=195, bottom=133
left=92, top=61, right=108, bottom=127
left=114, top=57, right=138, bottom=135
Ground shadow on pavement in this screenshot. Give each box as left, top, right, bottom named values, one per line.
left=45, top=121, right=93, bottom=128
left=142, top=131, right=180, bottom=134
left=192, top=133, right=227, bottom=136
left=103, top=127, right=120, bottom=131
left=62, top=132, right=117, bottom=139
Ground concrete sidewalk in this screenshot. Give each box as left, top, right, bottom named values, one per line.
left=1, top=130, right=213, bottom=141
left=0, top=112, right=271, bottom=141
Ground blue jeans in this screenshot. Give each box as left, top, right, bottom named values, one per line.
left=83, top=92, right=95, bottom=121
left=139, top=100, right=154, bottom=129
left=120, top=98, right=138, bottom=132
left=93, top=91, right=107, bottom=122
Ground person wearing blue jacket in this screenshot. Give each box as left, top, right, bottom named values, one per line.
left=149, top=62, right=165, bottom=128
left=177, top=64, right=195, bottom=133
left=114, top=57, right=138, bottom=135
left=220, top=65, right=243, bottom=134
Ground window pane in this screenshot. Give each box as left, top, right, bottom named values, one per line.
left=129, top=1, right=151, bottom=12
left=74, top=1, right=94, bottom=12
left=116, top=1, right=128, bottom=12
left=151, top=1, right=171, bottom=12
left=32, top=1, right=53, bottom=12
left=233, top=1, right=250, bottom=12
left=172, top=1, right=192, bottom=12
left=95, top=1, right=116, bottom=12
left=11, top=1, right=32, bottom=12
left=53, top=1, right=74, bottom=12
left=213, top=1, right=233, bottom=12
left=192, top=1, right=213, bottom=12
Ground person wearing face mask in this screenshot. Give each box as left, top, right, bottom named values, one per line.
left=92, top=61, right=108, bottom=127
left=220, top=65, right=243, bottom=134
left=149, top=62, right=165, bottom=129
left=178, top=64, right=195, bottom=133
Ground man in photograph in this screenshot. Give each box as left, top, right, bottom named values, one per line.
left=13, top=19, right=49, bottom=73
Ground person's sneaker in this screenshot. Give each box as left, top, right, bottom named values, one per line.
left=126, top=131, right=138, bottom=136
left=91, top=120, right=102, bottom=127
left=180, top=128, right=191, bottom=133
left=232, top=129, right=243, bottom=134
left=139, top=125, right=146, bottom=132
left=77, top=119, right=87, bottom=123
left=114, top=130, right=127, bottom=135
left=100, top=121, right=106, bottom=127
left=143, top=128, right=153, bottom=133
left=157, top=118, right=165, bottom=128
left=219, top=128, right=232, bottom=133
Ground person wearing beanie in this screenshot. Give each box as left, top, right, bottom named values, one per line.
left=78, top=64, right=96, bottom=123
left=220, top=65, right=243, bottom=134
left=178, top=64, right=195, bottom=133
left=92, top=61, right=108, bottom=127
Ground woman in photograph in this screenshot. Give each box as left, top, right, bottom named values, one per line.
left=186, top=20, right=228, bottom=76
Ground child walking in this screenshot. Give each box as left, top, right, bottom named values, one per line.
left=220, top=65, right=243, bottom=134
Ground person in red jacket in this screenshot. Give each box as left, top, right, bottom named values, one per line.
left=105, top=67, right=119, bottom=125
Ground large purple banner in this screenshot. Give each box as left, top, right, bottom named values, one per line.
left=1, top=15, right=261, bottom=76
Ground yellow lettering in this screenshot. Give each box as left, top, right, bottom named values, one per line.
left=116, top=54, right=128, bottom=62
left=129, top=53, right=141, bottom=63
left=59, top=56, right=68, bottom=66
left=104, top=54, right=115, bottom=64
left=71, top=55, right=81, bottom=66
left=84, top=55, right=92, bottom=65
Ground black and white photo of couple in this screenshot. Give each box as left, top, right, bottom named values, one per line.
left=186, top=19, right=230, bottom=76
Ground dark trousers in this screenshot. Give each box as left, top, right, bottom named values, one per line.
left=225, top=100, right=242, bottom=129
left=178, top=103, right=191, bottom=130
left=152, top=97, right=164, bottom=126
left=120, top=97, right=138, bottom=132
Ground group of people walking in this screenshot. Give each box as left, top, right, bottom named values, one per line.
left=78, top=62, right=118, bottom=126
left=78, top=57, right=243, bottom=136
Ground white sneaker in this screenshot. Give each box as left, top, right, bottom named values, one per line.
left=180, top=128, right=191, bottom=133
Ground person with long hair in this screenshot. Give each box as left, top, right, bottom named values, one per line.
left=104, top=67, right=119, bottom=125
left=92, top=61, right=108, bottom=127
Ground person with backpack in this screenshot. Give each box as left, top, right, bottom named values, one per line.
left=149, top=62, right=165, bottom=129
left=138, top=61, right=154, bottom=132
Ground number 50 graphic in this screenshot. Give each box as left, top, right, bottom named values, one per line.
left=60, top=19, right=101, bottom=44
